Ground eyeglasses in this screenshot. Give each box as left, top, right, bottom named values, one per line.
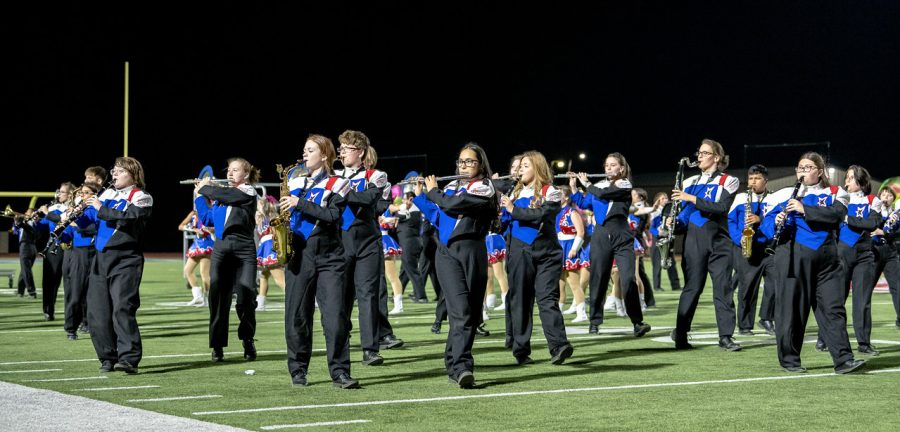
left=795, top=165, right=818, bottom=173
left=695, top=150, right=714, bottom=158
left=456, top=159, right=479, bottom=167
left=110, top=167, right=128, bottom=175
left=337, top=146, right=361, bottom=153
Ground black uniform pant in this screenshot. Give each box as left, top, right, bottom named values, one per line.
left=17, top=245, right=36, bottom=295
left=834, top=242, right=876, bottom=347
left=588, top=222, right=643, bottom=326
left=775, top=241, right=853, bottom=368
left=42, top=250, right=65, bottom=317
left=285, top=235, right=351, bottom=379
left=208, top=236, right=257, bottom=348
left=436, top=238, right=487, bottom=378
left=874, top=243, right=900, bottom=325
left=732, top=244, right=776, bottom=330
left=344, top=234, right=393, bottom=352
left=507, top=238, right=568, bottom=358
left=87, top=247, right=144, bottom=366
left=398, top=234, right=427, bottom=300
left=675, top=226, right=736, bottom=337
left=651, top=238, right=682, bottom=291
left=63, top=246, right=94, bottom=333
left=638, top=257, right=655, bottom=307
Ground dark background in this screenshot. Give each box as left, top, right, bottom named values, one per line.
left=4, top=2, right=900, bottom=251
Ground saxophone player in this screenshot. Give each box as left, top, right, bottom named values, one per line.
left=727, top=165, right=777, bottom=336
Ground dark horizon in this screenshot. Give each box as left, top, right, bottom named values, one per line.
left=4, top=3, right=900, bottom=251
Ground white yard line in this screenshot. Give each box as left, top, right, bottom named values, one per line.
left=128, top=395, right=222, bottom=403
left=0, top=368, right=62, bottom=374
left=193, top=368, right=900, bottom=416
left=260, top=420, right=371, bottom=430
left=0, top=350, right=294, bottom=366
left=75, top=385, right=160, bottom=392
left=23, top=376, right=109, bottom=383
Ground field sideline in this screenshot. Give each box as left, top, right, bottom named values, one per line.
left=1, top=258, right=899, bottom=431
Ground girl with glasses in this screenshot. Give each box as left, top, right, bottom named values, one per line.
left=761, top=152, right=864, bottom=374
left=872, top=188, right=900, bottom=328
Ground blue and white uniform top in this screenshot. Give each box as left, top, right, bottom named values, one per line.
left=762, top=183, right=849, bottom=251
left=37, top=202, right=69, bottom=235
left=675, top=171, right=740, bottom=231
left=727, top=190, right=772, bottom=247
left=288, top=172, right=350, bottom=241
left=501, top=184, right=563, bottom=245
left=649, top=207, right=664, bottom=237
left=334, top=168, right=390, bottom=232
left=838, top=191, right=882, bottom=247
left=194, top=184, right=257, bottom=242
left=78, top=185, right=153, bottom=252
left=413, top=178, right=496, bottom=246
left=570, top=178, right=632, bottom=226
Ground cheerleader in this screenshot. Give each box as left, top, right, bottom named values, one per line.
left=577, top=210, right=594, bottom=302
left=873, top=187, right=900, bottom=327
left=77, top=157, right=152, bottom=374
left=413, top=142, right=497, bottom=388
left=195, top=158, right=260, bottom=363
left=279, top=134, right=358, bottom=388
left=570, top=153, right=651, bottom=337
left=486, top=231, right=509, bottom=313
left=336, top=130, right=402, bottom=367
left=380, top=207, right=405, bottom=315
left=178, top=206, right=213, bottom=307
left=255, top=196, right=286, bottom=311
left=36, top=182, right=75, bottom=321
left=501, top=151, right=574, bottom=365
left=762, top=152, right=864, bottom=374
left=668, top=139, right=740, bottom=351
left=823, top=165, right=882, bottom=355
left=556, top=185, right=587, bottom=323
left=649, top=193, right=682, bottom=291
left=59, top=183, right=100, bottom=340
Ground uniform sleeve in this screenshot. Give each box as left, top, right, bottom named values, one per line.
left=727, top=200, right=744, bottom=246
left=760, top=193, right=784, bottom=239
left=586, top=179, right=632, bottom=202
left=98, top=192, right=153, bottom=222
left=510, top=186, right=562, bottom=224
left=45, top=212, right=62, bottom=223
left=194, top=195, right=214, bottom=227
left=294, top=179, right=347, bottom=223
left=847, top=198, right=883, bottom=232
left=199, top=184, right=257, bottom=206
left=569, top=191, right=591, bottom=210
left=426, top=180, right=494, bottom=213
left=694, top=176, right=739, bottom=216
left=805, top=188, right=848, bottom=225
left=346, top=171, right=389, bottom=207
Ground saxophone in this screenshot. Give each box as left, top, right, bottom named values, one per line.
left=740, top=188, right=755, bottom=258
left=269, top=163, right=300, bottom=266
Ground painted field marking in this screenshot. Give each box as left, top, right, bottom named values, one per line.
left=260, top=420, right=371, bottom=430
left=0, top=349, right=295, bottom=366
left=128, top=394, right=222, bottom=403
left=75, top=385, right=160, bottom=392
left=0, top=368, right=61, bottom=374
left=193, top=368, right=900, bottom=416
left=23, top=376, right=108, bottom=383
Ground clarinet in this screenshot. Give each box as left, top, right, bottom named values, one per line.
left=765, top=176, right=804, bottom=256
left=658, top=157, right=698, bottom=269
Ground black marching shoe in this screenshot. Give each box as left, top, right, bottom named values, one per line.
left=549, top=344, right=574, bottom=365
left=66, top=332, right=77, bottom=341
left=834, top=359, right=866, bottom=375
left=475, top=325, right=490, bottom=337
left=379, top=334, right=405, bottom=350
left=815, top=340, right=828, bottom=352
left=671, top=329, right=693, bottom=350
left=633, top=322, right=651, bottom=338
left=362, top=350, right=384, bottom=366
left=243, top=339, right=257, bottom=361
left=99, top=360, right=114, bottom=373
left=453, top=370, right=475, bottom=389
left=588, top=324, right=599, bottom=335
left=515, top=355, right=534, bottom=366
left=113, top=360, right=138, bottom=374
left=414, top=298, right=428, bottom=304
left=332, top=373, right=360, bottom=389
left=758, top=320, right=776, bottom=336
left=431, top=321, right=442, bottom=334
left=718, top=336, right=742, bottom=352
left=857, top=345, right=880, bottom=356
left=211, top=347, right=224, bottom=362
left=738, top=329, right=754, bottom=336
left=29, top=293, right=37, bottom=299
left=782, top=365, right=807, bottom=373
left=291, top=370, right=308, bottom=387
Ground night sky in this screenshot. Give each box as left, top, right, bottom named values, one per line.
left=5, top=3, right=900, bottom=251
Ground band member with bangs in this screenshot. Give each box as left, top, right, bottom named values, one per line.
left=77, top=157, right=152, bottom=374
left=823, top=165, right=882, bottom=355
left=873, top=187, right=900, bottom=327
left=413, top=142, right=498, bottom=388
left=569, top=152, right=652, bottom=338
left=195, top=158, right=261, bottom=363
left=12, top=208, right=38, bottom=299
left=279, top=134, right=358, bottom=389
left=335, top=130, right=403, bottom=367
left=727, top=164, right=776, bottom=336
left=37, top=182, right=75, bottom=321
left=668, top=139, right=741, bottom=351
left=59, top=182, right=100, bottom=340
left=761, top=152, right=864, bottom=374
left=500, top=151, right=574, bottom=366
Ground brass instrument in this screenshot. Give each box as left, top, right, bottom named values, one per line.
left=269, top=162, right=303, bottom=266
left=765, top=177, right=804, bottom=256
left=1, top=205, right=26, bottom=219
left=658, top=157, right=699, bottom=269
left=740, top=188, right=755, bottom=258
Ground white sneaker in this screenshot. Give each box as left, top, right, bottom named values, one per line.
left=640, top=294, right=647, bottom=312
left=615, top=298, right=627, bottom=317
left=256, top=295, right=267, bottom=312
left=482, top=308, right=490, bottom=321
left=603, top=296, right=616, bottom=311
left=486, top=294, right=497, bottom=309
left=186, top=287, right=203, bottom=306
left=563, top=303, right=577, bottom=315
left=195, top=295, right=208, bottom=308
left=571, top=302, right=587, bottom=322
left=494, top=302, right=506, bottom=311
left=389, top=295, right=404, bottom=315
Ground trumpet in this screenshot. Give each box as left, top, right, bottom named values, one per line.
left=1, top=205, right=25, bottom=219
left=396, top=174, right=472, bottom=186
left=179, top=178, right=231, bottom=186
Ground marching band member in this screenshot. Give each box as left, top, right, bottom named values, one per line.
left=37, top=182, right=74, bottom=321
left=649, top=193, right=682, bottom=291
left=500, top=151, right=574, bottom=365
left=13, top=209, right=39, bottom=298
left=668, top=139, right=741, bottom=351
left=557, top=185, right=588, bottom=323
left=59, top=182, right=100, bottom=340
left=336, top=130, right=403, bottom=367
left=761, top=152, right=864, bottom=374
left=279, top=134, right=357, bottom=388
left=413, top=142, right=497, bottom=388
left=873, top=187, right=900, bottom=327
left=570, top=153, right=652, bottom=337
left=727, top=164, right=777, bottom=336
left=255, top=196, right=286, bottom=311
left=77, top=157, right=152, bottom=374
left=178, top=206, right=213, bottom=307
left=394, top=186, right=428, bottom=303
left=194, top=158, right=260, bottom=363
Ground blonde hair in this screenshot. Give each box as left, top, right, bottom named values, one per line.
left=307, top=134, right=337, bottom=175
left=226, top=157, right=261, bottom=184
left=511, top=151, right=553, bottom=207
left=701, top=139, right=730, bottom=171
left=115, top=157, right=147, bottom=189
left=339, top=130, right=375, bottom=169
left=364, top=145, right=378, bottom=169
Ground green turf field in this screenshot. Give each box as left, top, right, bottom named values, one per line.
left=2, top=258, right=900, bottom=431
